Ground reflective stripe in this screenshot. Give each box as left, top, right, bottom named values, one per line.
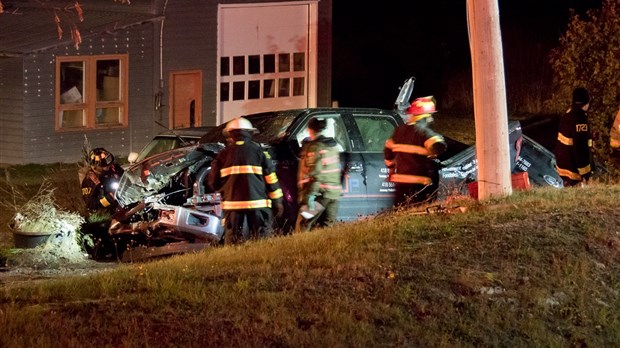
left=384, top=159, right=395, bottom=167
left=320, top=168, right=341, bottom=174
left=100, top=197, right=111, bottom=207
left=235, top=140, right=245, bottom=145
left=557, top=167, right=581, bottom=180
left=390, top=143, right=428, bottom=156
left=557, top=133, right=573, bottom=146
left=424, top=135, right=444, bottom=149
left=384, top=138, right=395, bottom=149
left=321, top=156, right=340, bottom=165
left=222, top=199, right=271, bottom=210
left=320, top=184, right=342, bottom=190
left=390, top=173, right=432, bottom=185
left=268, top=188, right=283, bottom=199
left=264, top=172, right=278, bottom=184
left=588, top=139, right=593, bottom=147
left=578, top=164, right=591, bottom=175
left=611, top=138, right=620, bottom=149
left=221, top=165, right=263, bottom=177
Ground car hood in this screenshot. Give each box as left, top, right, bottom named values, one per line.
left=116, top=142, right=224, bottom=207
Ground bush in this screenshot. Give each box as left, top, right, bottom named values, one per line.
left=546, top=0, right=620, bottom=175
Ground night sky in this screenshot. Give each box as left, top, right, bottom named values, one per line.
left=332, top=0, right=604, bottom=110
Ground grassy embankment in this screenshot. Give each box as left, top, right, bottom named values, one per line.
left=0, top=183, right=620, bottom=346
left=2, top=115, right=620, bottom=346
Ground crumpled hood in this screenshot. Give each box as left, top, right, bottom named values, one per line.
left=116, top=142, right=224, bottom=207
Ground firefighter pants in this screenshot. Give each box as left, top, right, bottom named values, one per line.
left=295, top=196, right=339, bottom=233
left=223, top=208, right=273, bottom=244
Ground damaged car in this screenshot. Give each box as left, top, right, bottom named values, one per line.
left=88, top=77, right=564, bottom=260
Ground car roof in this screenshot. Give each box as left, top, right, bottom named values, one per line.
left=154, top=126, right=217, bottom=139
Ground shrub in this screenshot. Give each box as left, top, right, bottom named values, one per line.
left=546, top=0, right=620, bottom=174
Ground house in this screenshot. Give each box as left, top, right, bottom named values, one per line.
left=0, top=0, right=333, bottom=165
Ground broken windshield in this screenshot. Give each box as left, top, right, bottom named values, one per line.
left=199, top=112, right=297, bottom=145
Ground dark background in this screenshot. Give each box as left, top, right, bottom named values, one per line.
left=332, top=0, right=604, bottom=111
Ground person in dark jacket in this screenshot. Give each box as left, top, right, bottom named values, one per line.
left=208, top=117, right=284, bottom=244
left=81, top=147, right=124, bottom=215
left=384, top=96, right=447, bottom=207
left=295, top=118, right=343, bottom=232
left=554, top=87, right=594, bottom=187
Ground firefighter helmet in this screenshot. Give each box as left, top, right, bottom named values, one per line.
left=223, top=117, right=257, bottom=135
left=406, top=96, right=437, bottom=123
left=89, top=148, right=114, bottom=168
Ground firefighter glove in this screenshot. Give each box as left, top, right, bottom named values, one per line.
left=272, top=199, right=284, bottom=218
left=306, top=194, right=316, bottom=211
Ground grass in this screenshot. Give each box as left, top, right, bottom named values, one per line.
left=1, top=183, right=620, bottom=346
left=1, top=116, right=620, bottom=346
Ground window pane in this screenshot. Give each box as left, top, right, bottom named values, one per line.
left=220, top=82, right=230, bottom=101
left=221, top=57, right=230, bottom=76
left=233, top=81, right=245, bottom=100
left=293, top=52, right=305, bottom=72
left=264, top=54, right=275, bottom=73
left=233, top=56, right=245, bottom=75
left=353, top=116, right=397, bottom=151
left=248, top=55, right=260, bottom=74
left=278, top=78, right=290, bottom=97
left=263, top=79, right=275, bottom=98
left=248, top=80, right=260, bottom=99
left=97, top=59, right=120, bottom=102
left=59, top=109, right=85, bottom=128
left=293, top=77, right=304, bottom=96
left=96, top=107, right=121, bottom=125
left=60, top=61, right=84, bottom=104
left=278, top=53, right=290, bottom=72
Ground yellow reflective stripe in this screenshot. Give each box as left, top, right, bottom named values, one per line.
left=578, top=164, right=591, bottom=175
left=424, top=135, right=444, bottom=149
left=222, top=199, right=271, bottom=210
left=588, top=139, right=593, bottom=147
left=390, top=173, right=432, bottom=185
left=264, top=172, right=278, bottom=184
left=557, top=167, right=581, bottom=180
left=611, top=138, right=620, bottom=149
left=235, top=141, right=245, bottom=145
left=221, top=165, right=263, bottom=177
left=385, top=138, right=394, bottom=149
left=391, top=143, right=429, bottom=156
left=268, top=188, right=283, bottom=200
left=557, top=133, right=573, bottom=146
left=99, top=197, right=110, bottom=207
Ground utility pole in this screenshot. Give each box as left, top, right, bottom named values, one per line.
left=466, top=0, right=512, bottom=199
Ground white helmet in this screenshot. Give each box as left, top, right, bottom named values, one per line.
left=224, top=117, right=256, bottom=135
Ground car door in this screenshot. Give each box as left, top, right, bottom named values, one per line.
left=343, top=111, right=401, bottom=217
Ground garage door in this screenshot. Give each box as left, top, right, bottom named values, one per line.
left=218, top=2, right=318, bottom=124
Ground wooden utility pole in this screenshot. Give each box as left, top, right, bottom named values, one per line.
left=466, top=0, right=512, bottom=199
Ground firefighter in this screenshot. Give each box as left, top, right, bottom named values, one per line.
left=295, top=118, right=343, bottom=233
left=554, top=87, right=594, bottom=187
left=207, top=117, right=284, bottom=244
left=610, top=108, right=620, bottom=152
left=81, top=147, right=124, bottom=215
left=384, top=96, right=447, bottom=207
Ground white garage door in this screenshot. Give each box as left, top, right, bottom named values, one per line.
left=217, top=2, right=318, bottom=124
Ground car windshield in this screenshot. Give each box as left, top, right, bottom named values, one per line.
left=135, top=138, right=184, bottom=163
left=199, top=112, right=298, bottom=145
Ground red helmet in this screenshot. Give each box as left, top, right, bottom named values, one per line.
left=407, top=96, right=437, bottom=117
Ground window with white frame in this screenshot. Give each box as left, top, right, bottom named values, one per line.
left=55, top=54, right=128, bottom=130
